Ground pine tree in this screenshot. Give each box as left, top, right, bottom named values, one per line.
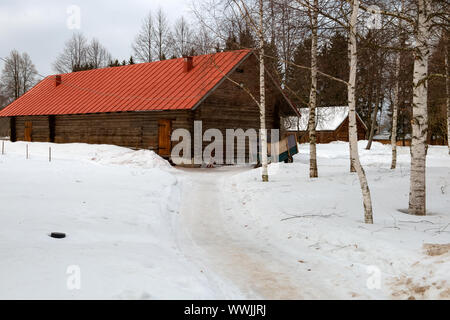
left=318, top=32, right=348, bottom=107
left=286, top=38, right=311, bottom=108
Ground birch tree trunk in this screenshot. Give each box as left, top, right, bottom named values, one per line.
left=408, top=0, right=431, bottom=216
left=308, top=0, right=319, bottom=178
left=391, top=0, right=404, bottom=168
left=446, top=37, right=449, bottom=154
left=391, top=51, right=401, bottom=168
left=349, top=143, right=356, bottom=172
left=348, top=25, right=356, bottom=173
left=348, top=0, right=373, bottom=224
left=366, top=77, right=381, bottom=150
left=259, top=0, right=269, bottom=182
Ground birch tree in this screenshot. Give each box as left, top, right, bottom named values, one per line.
left=446, top=35, right=449, bottom=154
left=355, top=0, right=446, bottom=215
left=154, top=8, right=171, bottom=60
left=308, top=0, right=319, bottom=178
left=276, top=0, right=304, bottom=83
left=348, top=0, right=373, bottom=223
left=407, top=0, right=432, bottom=215
left=132, top=12, right=155, bottom=63
left=391, top=50, right=401, bottom=168
left=289, top=0, right=373, bottom=222
left=391, top=0, right=405, bottom=169
left=172, top=16, right=192, bottom=57
left=259, top=0, right=269, bottom=182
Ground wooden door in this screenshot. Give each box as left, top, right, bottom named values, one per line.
left=48, top=116, right=56, bottom=142
left=24, top=121, right=32, bottom=142
left=158, top=120, right=172, bottom=157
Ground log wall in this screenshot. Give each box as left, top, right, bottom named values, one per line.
left=298, top=117, right=367, bottom=144
left=11, top=111, right=193, bottom=152
left=194, top=54, right=285, bottom=162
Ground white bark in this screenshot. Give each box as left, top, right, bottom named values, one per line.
left=408, top=0, right=431, bottom=216
left=348, top=0, right=373, bottom=224
left=308, top=0, right=318, bottom=178
left=446, top=37, right=449, bottom=154
left=259, top=0, right=269, bottom=182
left=348, top=26, right=356, bottom=173
left=391, top=0, right=404, bottom=169
left=391, top=51, right=401, bottom=169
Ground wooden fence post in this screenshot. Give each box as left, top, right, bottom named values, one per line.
left=26, top=144, right=28, bottom=159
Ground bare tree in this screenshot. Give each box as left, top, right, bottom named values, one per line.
left=366, top=49, right=385, bottom=150
left=1, top=50, right=37, bottom=103
left=172, top=16, right=192, bottom=57
left=274, top=0, right=309, bottom=84
left=88, top=38, right=112, bottom=69
left=2, top=50, right=21, bottom=101
left=193, top=26, right=217, bottom=55
left=355, top=0, right=447, bottom=216
left=133, top=12, right=155, bottom=63
left=19, top=53, right=37, bottom=94
left=53, top=33, right=112, bottom=72
left=53, top=32, right=89, bottom=73
left=154, top=8, right=172, bottom=60
left=0, top=89, right=7, bottom=109
left=292, top=0, right=374, bottom=222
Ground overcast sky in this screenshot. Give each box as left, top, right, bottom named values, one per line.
left=0, top=0, right=191, bottom=77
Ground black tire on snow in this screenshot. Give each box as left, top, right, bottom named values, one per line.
left=50, top=232, right=66, bottom=239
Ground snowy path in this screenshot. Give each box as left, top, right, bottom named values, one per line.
left=175, top=167, right=323, bottom=299
left=172, top=141, right=450, bottom=299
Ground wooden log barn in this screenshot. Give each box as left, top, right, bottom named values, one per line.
left=0, top=50, right=299, bottom=163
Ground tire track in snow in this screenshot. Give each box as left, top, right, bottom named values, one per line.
left=174, top=167, right=306, bottom=299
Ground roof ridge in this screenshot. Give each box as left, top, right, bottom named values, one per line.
left=50, top=49, right=252, bottom=77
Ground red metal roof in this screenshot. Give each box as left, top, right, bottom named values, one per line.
left=0, top=50, right=251, bottom=117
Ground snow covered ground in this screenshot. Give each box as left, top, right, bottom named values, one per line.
left=0, top=140, right=449, bottom=299
left=220, top=141, right=450, bottom=299
left=0, top=142, right=226, bottom=299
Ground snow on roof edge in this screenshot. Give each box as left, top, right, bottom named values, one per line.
left=284, top=106, right=367, bottom=131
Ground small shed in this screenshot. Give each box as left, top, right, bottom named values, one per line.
left=373, top=132, right=412, bottom=146
left=284, top=106, right=367, bottom=143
